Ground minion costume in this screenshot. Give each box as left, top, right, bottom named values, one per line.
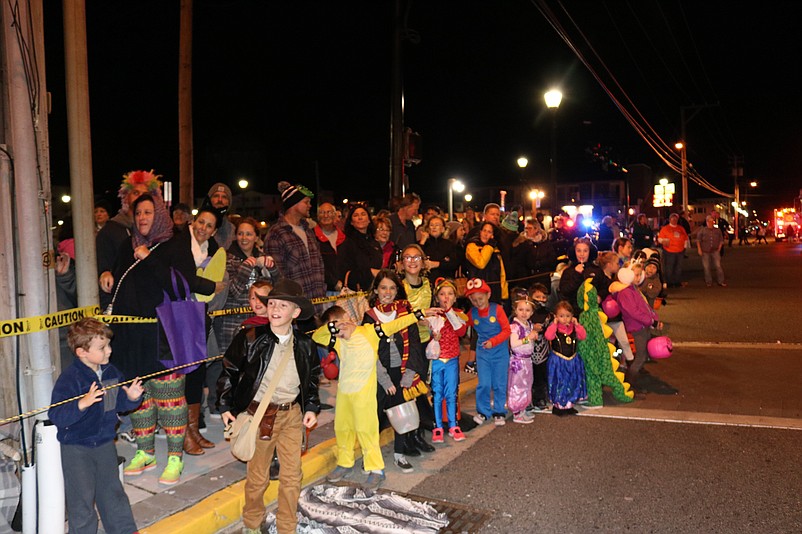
left=313, top=311, right=424, bottom=473
left=466, top=279, right=511, bottom=420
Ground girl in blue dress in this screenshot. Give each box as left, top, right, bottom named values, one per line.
left=545, top=300, right=587, bottom=416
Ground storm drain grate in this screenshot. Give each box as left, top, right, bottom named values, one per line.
left=378, top=489, right=494, bottom=533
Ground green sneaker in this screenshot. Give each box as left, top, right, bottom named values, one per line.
left=123, top=451, right=156, bottom=476
left=158, top=456, right=184, bottom=485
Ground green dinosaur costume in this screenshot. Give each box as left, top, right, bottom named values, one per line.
left=577, top=278, right=634, bottom=406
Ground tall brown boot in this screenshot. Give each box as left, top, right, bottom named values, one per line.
left=188, top=403, right=215, bottom=449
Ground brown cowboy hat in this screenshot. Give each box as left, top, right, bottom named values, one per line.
left=257, top=278, right=315, bottom=320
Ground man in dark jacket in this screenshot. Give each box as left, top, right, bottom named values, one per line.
left=218, top=279, right=320, bottom=534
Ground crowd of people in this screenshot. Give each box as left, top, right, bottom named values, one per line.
left=50, top=172, right=738, bottom=534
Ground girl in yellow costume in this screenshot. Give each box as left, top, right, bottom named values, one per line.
left=315, top=304, right=440, bottom=490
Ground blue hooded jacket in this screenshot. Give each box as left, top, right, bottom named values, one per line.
left=49, top=360, right=142, bottom=447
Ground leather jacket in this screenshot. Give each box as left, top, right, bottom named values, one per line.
left=217, top=325, right=321, bottom=416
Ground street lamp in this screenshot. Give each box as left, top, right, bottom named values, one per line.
left=464, top=194, right=473, bottom=203
left=61, top=194, right=71, bottom=203
left=517, top=156, right=528, bottom=169
left=528, top=189, right=545, bottom=220
left=448, top=178, right=465, bottom=222
left=544, top=89, right=562, bottom=217
left=675, top=142, right=688, bottom=211
left=237, top=178, right=249, bottom=189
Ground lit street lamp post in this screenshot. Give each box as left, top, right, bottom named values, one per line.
left=544, top=89, right=562, bottom=217
left=528, top=189, right=545, bottom=221
left=448, top=178, right=465, bottom=222
left=675, top=141, right=688, bottom=211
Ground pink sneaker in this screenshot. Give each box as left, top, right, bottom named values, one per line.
left=448, top=426, right=466, bottom=442
left=431, top=428, right=444, bottom=444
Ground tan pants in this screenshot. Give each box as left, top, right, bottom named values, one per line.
left=243, top=404, right=303, bottom=534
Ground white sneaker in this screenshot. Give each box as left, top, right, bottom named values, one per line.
left=493, top=415, right=506, bottom=426
left=513, top=412, right=534, bottom=424
left=473, top=413, right=487, bottom=425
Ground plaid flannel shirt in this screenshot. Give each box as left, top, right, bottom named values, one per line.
left=266, top=218, right=326, bottom=302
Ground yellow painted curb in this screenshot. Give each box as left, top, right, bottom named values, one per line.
left=142, top=376, right=478, bottom=534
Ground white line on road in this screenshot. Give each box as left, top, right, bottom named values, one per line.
left=576, top=409, right=802, bottom=430
left=674, top=341, right=802, bottom=350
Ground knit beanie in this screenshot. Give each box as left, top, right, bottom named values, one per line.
left=207, top=183, right=232, bottom=204
left=645, top=256, right=661, bottom=272
left=501, top=211, right=519, bottom=232
left=278, top=181, right=314, bottom=211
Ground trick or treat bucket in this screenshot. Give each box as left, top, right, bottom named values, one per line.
left=385, top=400, right=420, bottom=434
left=647, top=336, right=673, bottom=359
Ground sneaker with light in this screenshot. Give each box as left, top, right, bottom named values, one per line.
left=326, top=465, right=354, bottom=483
left=123, top=451, right=156, bottom=476
left=448, top=426, right=466, bottom=442
left=431, top=428, right=444, bottom=444
left=493, top=415, right=506, bottom=426
left=158, top=456, right=184, bottom=485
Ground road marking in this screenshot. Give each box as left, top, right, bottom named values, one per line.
left=674, top=341, right=802, bottom=350
left=576, top=409, right=802, bottom=430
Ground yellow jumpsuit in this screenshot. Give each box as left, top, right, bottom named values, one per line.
left=313, top=313, right=419, bottom=472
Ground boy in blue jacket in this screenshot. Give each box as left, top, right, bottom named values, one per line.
left=49, top=317, right=144, bottom=534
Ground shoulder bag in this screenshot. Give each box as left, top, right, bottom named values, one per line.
left=224, top=348, right=293, bottom=462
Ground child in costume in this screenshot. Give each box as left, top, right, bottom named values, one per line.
left=528, top=283, right=553, bottom=412
left=316, top=303, right=440, bottom=490
left=49, top=318, right=143, bottom=534
left=397, top=244, right=437, bottom=451
left=240, top=279, right=273, bottom=328
left=507, top=288, right=536, bottom=424
left=545, top=300, right=587, bottom=416
left=361, top=270, right=429, bottom=474
left=429, top=278, right=469, bottom=443
left=612, top=266, right=663, bottom=390
left=218, top=279, right=320, bottom=534
left=466, top=278, right=511, bottom=426
left=639, top=256, right=663, bottom=309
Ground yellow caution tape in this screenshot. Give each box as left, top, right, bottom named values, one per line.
left=0, top=305, right=101, bottom=339
left=0, top=291, right=371, bottom=338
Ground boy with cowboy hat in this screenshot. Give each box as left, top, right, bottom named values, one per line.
left=217, top=279, right=321, bottom=534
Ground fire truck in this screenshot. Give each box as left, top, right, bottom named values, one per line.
left=773, top=207, right=799, bottom=241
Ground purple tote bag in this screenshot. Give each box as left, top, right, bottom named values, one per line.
left=156, top=268, right=206, bottom=374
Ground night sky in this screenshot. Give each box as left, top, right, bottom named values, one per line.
left=43, top=1, right=802, bottom=217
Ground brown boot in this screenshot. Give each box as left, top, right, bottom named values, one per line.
left=188, top=403, right=215, bottom=449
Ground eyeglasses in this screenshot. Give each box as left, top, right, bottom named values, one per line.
left=403, top=255, right=423, bottom=262
left=318, top=210, right=336, bottom=216
left=376, top=227, right=390, bottom=232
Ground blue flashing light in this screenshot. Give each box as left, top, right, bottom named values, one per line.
left=582, top=219, right=595, bottom=228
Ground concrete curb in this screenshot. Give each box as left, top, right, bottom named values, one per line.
left=141, top=376, right=479, bottom=534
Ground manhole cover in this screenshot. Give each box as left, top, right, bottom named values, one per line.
left=378, top=489, right=493, bottom=533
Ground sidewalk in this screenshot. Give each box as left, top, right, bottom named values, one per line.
left=120, top=356, right=481, bottom=534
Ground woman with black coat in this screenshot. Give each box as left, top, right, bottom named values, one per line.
left=420, top=215, right=461, bottom=282
left=337, top=205, right=383, bottom=291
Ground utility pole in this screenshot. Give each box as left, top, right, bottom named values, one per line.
left=63, top=0, right=98, bottom=307
left=731, top=156, right=743, bottom=238
left=389, top=0, right=404, bottom=199
left=178, top=0, right=194, bottom=205
left=679, top=103, right=718, bottom=211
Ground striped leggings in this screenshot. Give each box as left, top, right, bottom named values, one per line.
left=129, top=373, right=187, bottom=457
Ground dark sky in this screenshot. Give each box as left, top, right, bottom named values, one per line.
left=44, top=1, right=802, bottom=217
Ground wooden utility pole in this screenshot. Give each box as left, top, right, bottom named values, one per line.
left=63, top=0, right=98, bottom=307
left=389, top=0, right=404, bottom=199
left=178, top=0, right=194, bottom=205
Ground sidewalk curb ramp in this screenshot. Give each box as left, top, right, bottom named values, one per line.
left=141, top=376, right=479, bottom=534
